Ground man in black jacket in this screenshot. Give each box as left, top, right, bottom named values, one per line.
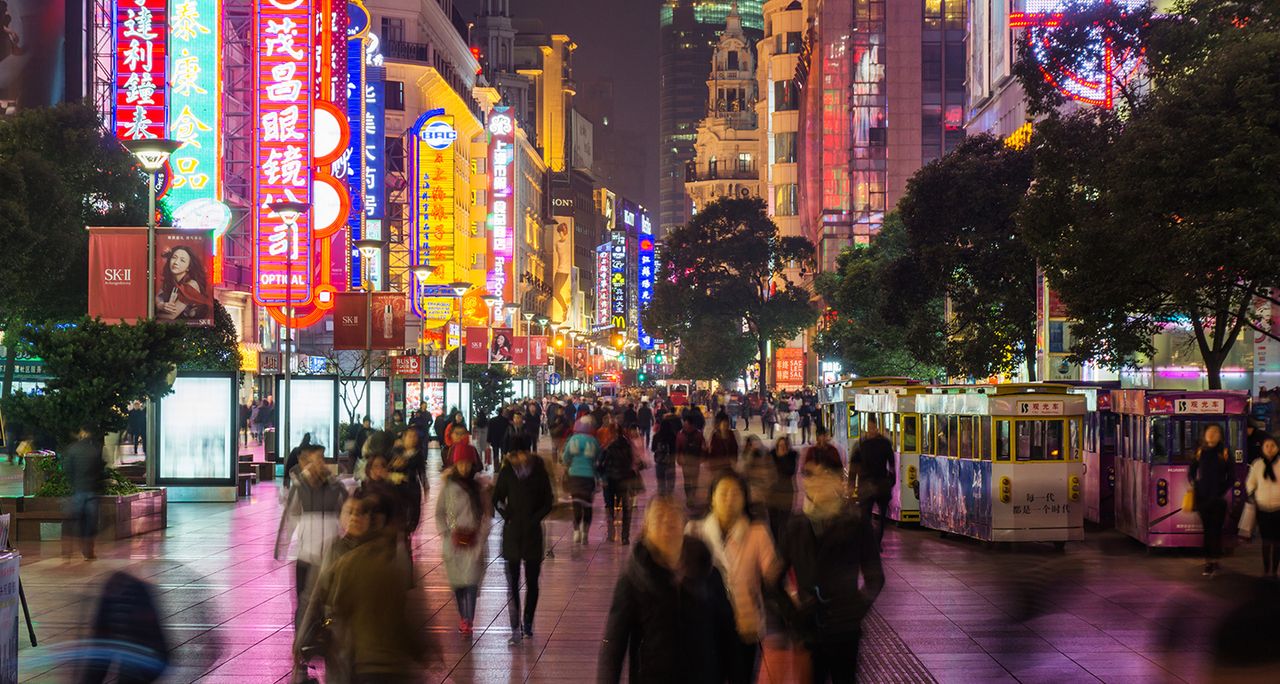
left=637, top=401, right=654, bottom=450
left=493, top=447, right=554, bottom=644
left=63, top=425, right=105, bottom=560
left=850, top=416, right=896, bottom=547
left=774, top=457, right=885, bottom=683
left=488, top=408, right=510, bottom=464
left=597, top=496, right=735, bottom=683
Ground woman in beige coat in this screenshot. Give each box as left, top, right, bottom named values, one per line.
left=686, top=471, right=781, bottom=683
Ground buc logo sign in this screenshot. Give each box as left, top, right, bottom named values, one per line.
left=421, top=117, right=458, bottom=150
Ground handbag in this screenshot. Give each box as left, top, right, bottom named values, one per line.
left=1239, top=499, right=1258, bottom=540
left=1182, top=489, right=1196, bottom=513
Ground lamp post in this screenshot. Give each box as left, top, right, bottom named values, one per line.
left=449, top=282, right=471, bottom=419
left=483, top=294, right=502, bottom=368
left=355, top=238, right=384, bottom=423
left=123, top=138, right=181, bottom=486
left=535, top=317, right=549, bottom=398
left=412, top=265, right=431, bottom=416
left=521, top=312, right=534, bottom=398
left=267, top=200, right=310, bottom=466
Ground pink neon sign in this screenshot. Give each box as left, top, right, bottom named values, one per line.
left=114, top=0, right=169, bottom=140
left=252, top=0, right=314, bottom=306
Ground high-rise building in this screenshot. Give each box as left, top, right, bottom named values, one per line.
left=797, top=0, right=966, bottom=272
left=756, top=0, right=804, bottom=240
left=659, top=0, right=762, bottom=237
left=686, top=5, right=760, bottom=212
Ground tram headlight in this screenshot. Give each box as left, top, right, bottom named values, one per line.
left=1156, top=478, right=1169, bottom=507
left=999, top=476, right=1012, bottom=504
left=1068, top=475, right=1081, bottom=502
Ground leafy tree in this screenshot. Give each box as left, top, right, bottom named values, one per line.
left=444, top=349, right=514, bottom=421
left=671, top=317, right=759, bottom=385
left=814, top=215, right=944, bottom=380
left=1019, top=4, right=1280, bottom=387
left=644, top=197, right=817, bottom=396
left=893, top=135, right=1038, bottom=380
left=0, top=103, right=150, bottom=397
left=176, top=301, right=243, bottom=372
left=0, top=318, right=187, bottom=446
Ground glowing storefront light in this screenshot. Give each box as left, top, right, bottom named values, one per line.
left=596, top=242, right=611, bottom=328
left=114, top=0, right=169, bottom=141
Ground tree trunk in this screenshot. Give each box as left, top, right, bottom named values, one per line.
left=1204, top=353, right=1224, bottom=390
left=757, top=338, right=769, bottom=400
left=2, top=328, right=16, bottom=400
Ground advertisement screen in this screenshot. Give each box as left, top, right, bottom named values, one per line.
left=279, top=377, right=336, bottom=457
left=155, top=230, right=214, bottom=325
left=159, top=376, right=233, bottom=481
left=405, top=380, right=470, bottom=421
left=551, top=216, right=574, bottom=323
left=340, top=377, right=386, bottom=428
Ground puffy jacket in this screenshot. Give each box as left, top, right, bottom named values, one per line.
left=563, top=433, right=601, bottom=479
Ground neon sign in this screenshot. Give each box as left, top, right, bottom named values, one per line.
left=596, top=242, right=611, bottom=327
left=487, top=108, right=515, bottom=303
left=114, top=0, right=169, bottom=141
left=610, top=230, right=628, bottom=331
left=252, top=0, right=314, bottom=306
left=1011, top=0, right=1144, bottom=109
left=637, top=208, right=655, bottom=349
left=343, top=13, right=366, bottom=290
left=409, top=109, right=457, bottom=318
left=164, top=0, right=220, bottom=212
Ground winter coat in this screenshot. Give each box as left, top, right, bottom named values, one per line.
left=275, top=468, right=347, bottom=565
left=434, top=472, right=492, bottom=588
left=766, top=448, right=799, bottom=512
left=597, top=537, right=735, bottom=683
left=774, top=503, right=885, bottom=645
left=676, top=426, right=706, bottom=460
left=1190, top=444, right=1232, bottom=504
left=598, top=436, right=638, bottom=483
left=1247, top=455, right=1280, bottom=512
left=563, top=433, right=601, bottom=479
left=63, top=437, right=105, bottom=495
left=492, top=457, right=554, bottom=562
left=686, top=516, right=779, bottom=642
left=488, top=414, right=509, bottom=449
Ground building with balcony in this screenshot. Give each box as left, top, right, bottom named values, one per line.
left=686, top=5, right=761, bottom=212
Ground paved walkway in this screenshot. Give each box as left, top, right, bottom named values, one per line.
left=6, top=438, right=1264, bottom=683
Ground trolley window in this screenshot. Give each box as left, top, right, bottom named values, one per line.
left=958, top=416, right=975, bottom=460
left=945, top=416, right=959, bottom=458
left=996, top=419, right=1011, bottom=461
left=980, top=416, right=992, bottom=460
left=1150, top=417, right=1168, bottom=463
left=1069, top=418, right=1081, bottom=461
left=924, top=415, right=938, bottom=455
left=847, top=407, right=860, bottom=441
left=902, top=415, right=919, bottom=453
left=1100, top=413, right=1119, bottom=451
left=1015, top=419, right=1066, bottom=462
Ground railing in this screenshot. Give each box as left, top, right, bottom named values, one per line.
left=691, top=165, right=759, bottom=182
left=383, top=39, right=429, bottom=63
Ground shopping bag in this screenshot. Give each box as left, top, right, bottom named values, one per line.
left=1238, top=500, right=1257, bottom=540
left=1182, top=489, right=1196, bottom=513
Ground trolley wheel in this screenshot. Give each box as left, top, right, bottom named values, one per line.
left=1053, top=541, right=1067, bottom=551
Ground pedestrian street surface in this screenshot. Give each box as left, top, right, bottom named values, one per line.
left=7, top=436, right=1258, bottom=683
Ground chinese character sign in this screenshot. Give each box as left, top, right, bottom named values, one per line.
left=410, top=109, right=458, bottom=319
left=596, top=242, right=610, bottom=327
left=253, top=0, right=314, bottom=306
left=114, top=0, right=169, bottom=141
left=637, top=210, right=655, bottom=349
left=487, top=108, right=515, bottom=304
left=164, top=0, right=220, bottom=210
left=609, top=230, right=628, bottom=331
left=363, top=36, right=385, bottom=221
left=775, top=347, right=805, bottom=388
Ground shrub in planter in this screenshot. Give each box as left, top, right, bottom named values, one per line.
left=33, top=453, right=142, bottom=497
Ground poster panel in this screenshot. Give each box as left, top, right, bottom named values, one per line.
left=550, top=216, right=573, bottom=323
left=155, top=229, right=214, bottom=325
left=88, top=227, right=148, bottom=323
left=332, top=292, right=405, bottom=350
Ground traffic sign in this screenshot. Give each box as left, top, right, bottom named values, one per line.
left=548, top=372, right=562, bottom=386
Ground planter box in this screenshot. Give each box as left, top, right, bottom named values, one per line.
left=3, top=488, right=167, bottom=543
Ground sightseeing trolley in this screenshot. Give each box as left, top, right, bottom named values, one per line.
left=1066, top=385, right=1120, bottom=526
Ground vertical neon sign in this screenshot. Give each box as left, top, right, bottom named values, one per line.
left=609, top=229, right=628, bottom=331
left=114, top=0, right=169, bottom=141
left=252, top=0, right=314, bottom=306
left=595, top=242, right=610, bottom=328
left=164, top=0, right=220, bottom=210
left=344, top=8, right=367, bottom=290
left=487, top=108, right=515, bottom=303
left=409, top=108, right=458, bottom=317
left=637, top=209, right=655, bottom=349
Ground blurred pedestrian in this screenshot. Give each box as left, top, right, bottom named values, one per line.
left=275, top=444, right=346, bottom=629
left=63, top=424, right=104, bottom=560
left=737, top=435, right=775, bottom=519
left=708, top=417, right=739, bottom=479
left=282, top=432, right=313, bottom=489
left=563, top=417, right=601, bottom=544
left=651, top=413, right=680, bottom=497
left=766, top=436, right=799, bottom=545
left=435, top=445, right=491, bottom=634
left=687, top=473, right=780, bottom=683
left=597, top=496, right=735, bottom=683
left=1246, top=434, right=1280, bottom=577
left=638, top=401, right=654, bottom=450
left=773, top=457, right=884, bottom=683
left=78, top=572, right=169, bottom=683
left=803, top=429, right=843, bottom=473
left=850, top=416, right=896, bottom=548
left=599, top=424, right=641, bottom=545
left=1190, top=423, right=1232, bottom=577
left=489, top=408, right=511, bottom=465
left=493, top=445, right=554, bottom=643
left=677, top=416, right=708, bottom=509
left=127, top=401, right=146, bottom=453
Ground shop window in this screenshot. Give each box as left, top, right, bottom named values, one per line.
left=996, top=420, right=1011, bottom=461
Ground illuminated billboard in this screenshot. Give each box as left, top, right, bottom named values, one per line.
left=114, top=0, right=169, bottom=141
left=596, top=242, right=610, bottom=328
left=610, top=230, right=628, bottom=331
left=252, top=0, right=314, bottom=307
left=1011, top=0, right=1144, bottom=109
left=487, top=107, right=516, bottom=303
left=344, top=17, right=366, bottom=290
left=637, top=209, right=656, bottom=349
left=164, top=0, right=221, bottom=212
left=409, top=108, right=458, bottom=319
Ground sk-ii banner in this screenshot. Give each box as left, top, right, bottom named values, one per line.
left=464, top=327, right=490, bottom=364
left=88, top=227, right=214, bottom=325
left=332, top=292, right=406, bottom=350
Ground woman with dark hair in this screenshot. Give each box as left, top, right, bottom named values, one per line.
left=282, top=432, right=312, bottom=489
left=685, top=472, right=779, bottom=684
left=766, top=436, right=799, bottom=544
left=1190, top=423, right=1233, bottom=577
left=1246, top=433, right=1280, bottom=577
left=156, top=245, right=211, bottom=321
left=435, top=446, right=491, bottom=634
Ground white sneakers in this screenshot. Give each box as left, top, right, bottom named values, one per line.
left=573, top=528, right=583, bottom=544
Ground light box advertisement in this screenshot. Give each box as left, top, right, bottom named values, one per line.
left=278, top=376, right=336, bottom=456
left=158, top=375, right=235, bottom=483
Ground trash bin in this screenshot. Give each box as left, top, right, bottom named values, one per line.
left=263, top=428, right=277, bottom=462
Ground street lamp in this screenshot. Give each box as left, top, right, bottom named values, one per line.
left=522, top=312, right=534, bottom=397
left=268, top=200, right=309, bottom=467
left=482, top=294, right=502, bottom=368
left=123, top=138, right=181, bottom=485
left=355, top=238, right=384, bottom=422
left=412, top=265, right=431, bottom=414
left=449, top=281, right=471, bottom=420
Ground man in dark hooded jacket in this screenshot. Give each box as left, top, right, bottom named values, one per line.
left=492, top=447, right=554, bottom=643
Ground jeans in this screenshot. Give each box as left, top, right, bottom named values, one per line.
left=860, top=484, right=892, bottom=546
left=655, top=460, right=677, bottom=497
left=603, top=479, right=633, bottom=541
left=454, top=585, right=479, bottom=621
left=294, top=561, right=315, bottom=629
left=568, top=476, right=595, bottom=532
left=810, top=637, right=860, bottom=683
left=65, top=492, right=98, bottom=557
left=504, top=558, right=542, bottom=630
left=1198, top=496, right=1227, bottom=560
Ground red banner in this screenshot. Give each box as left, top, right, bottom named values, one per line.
left=88, top=228, right=148, bottom=323
left=332, top=292, right=407, bottom=350
left=775, top=347, right=806, bottom=388
left=391, top=355, right=422, bottom=376
left=465, top=327, right=490, bottom=364
left=113, top=0, right=168, bottom=141
left=511, top=336, right=548, bottom=366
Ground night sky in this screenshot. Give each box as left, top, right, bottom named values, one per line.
left=456, top=0, right=661, bottom=209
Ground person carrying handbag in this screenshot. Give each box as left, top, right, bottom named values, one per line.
left=1245, top=433, right=1280, bottom=577
left=435, top=448, right=492, bottom=634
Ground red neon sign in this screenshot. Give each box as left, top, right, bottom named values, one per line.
left=252, top=0, right=315, bottom=307
left=1011, top=1, right=1144, bottom=110
left=114, top=0, right=169, bottom=140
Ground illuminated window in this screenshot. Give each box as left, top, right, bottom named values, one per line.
left=774, top=184, right=797, bottom=216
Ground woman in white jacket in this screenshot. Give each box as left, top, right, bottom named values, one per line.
left=686, top=471, right=780, bottom=684
left=1246, top=434, right=1280, bottom=577
left=435, top=448, right=492, bottom=634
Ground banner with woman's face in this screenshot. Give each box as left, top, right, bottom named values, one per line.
left=87, top=227, right=213, bottom=326
left=155, top=231, right=215, bottom=326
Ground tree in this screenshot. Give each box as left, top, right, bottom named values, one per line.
left=813, top=215, right=944, bottom=380
left=644, top=197, right=816, bottom=396
left=893, top=135, right=1039, bottom=380
left=444, top=349, right=514, bottom=421
left=0, top=103, right=150, bottom=398
left=1019, top=5, right=1280, bottom=388
left=177, top=301, right=243, bottom=372
left=0, top=318, right=187, bottom=446
left=326, top=350, right=388, bottom=424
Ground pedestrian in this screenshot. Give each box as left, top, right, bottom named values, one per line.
left=282, top=432, right=312, bottom=489
left=799, top=402, right=814, bottom=445
left=651, top=413, right=680, bottom=497
left=774, top=456, right=885, bottom=683
left=738, top=435, right=775, bottom=519
left=677, top=416, right=707, bottom=508
left=598, top=424, right=641, bottom=545
left=1190, top=423, right=1233, bottom=577
left=79, top=572, right=169, bottom=683
left=708, top=416, right=740, bottom=478
left=354, top=416, right=374, bottom=462
left=804, top=428, right=843, bottom=473
left=274, top=444, right=346, bottom=629
left=239, top=401, right=251, bottom=446
left=1246, top=433, right=1280, bottom=577
left=128, top=401, right=146, bottom=453
left=850, top=416, right=896, bottom=548
left=433, top=409, right=452, bottom=447
left=563, top=417, right=601, bottom=544
left=493, top=444, right=554, bottom=643
left=766, top=436, right=799, bottom=544
left=597, top=496, right=736, bottom=683
left=638, top=401, right=655, bottom=451
left=1247, top=420, right=1267, bottom=463
left=435, top=445, right=491, bottom=634
left=526, top=402, right=543, bottom=444
left=489, top=408, right=511, bottom=465
left=504, top=411, right=533, bottom=457
left=687, top=472, right=780, bottom=684
left=62, top=424, right=105, bottom=560
left=762, top=402, right=776, bottom=440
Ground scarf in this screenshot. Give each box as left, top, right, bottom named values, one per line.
left=1265, top=454, right=1278, bottom=483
